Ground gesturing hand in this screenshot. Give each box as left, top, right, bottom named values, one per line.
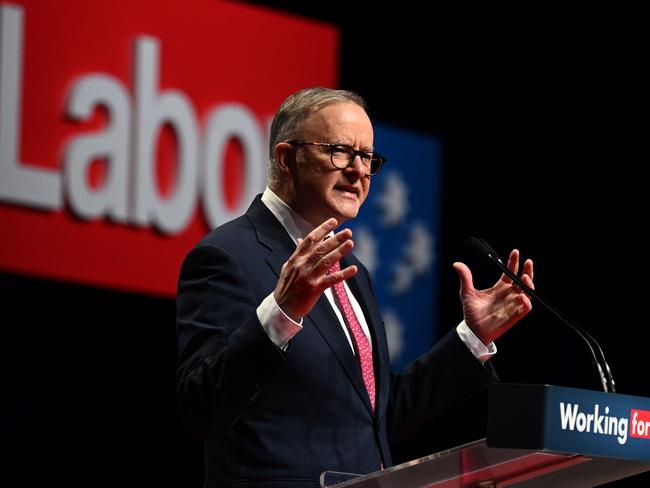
left=274, top=218, right=357, bottom=322
left=453, top=249, right=534, bottom=345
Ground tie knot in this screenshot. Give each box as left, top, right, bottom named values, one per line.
left=328, top=260, right=341, bottom=275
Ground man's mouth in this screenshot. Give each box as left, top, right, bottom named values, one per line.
left=334, top=185, right=360, bottom=198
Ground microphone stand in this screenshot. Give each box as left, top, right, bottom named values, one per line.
left=466, top=237, right=616, bottom=393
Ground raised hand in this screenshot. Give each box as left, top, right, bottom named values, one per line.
left=274, top=218, right=357, bottom=321
left=453, top=249, right=534, bottom=345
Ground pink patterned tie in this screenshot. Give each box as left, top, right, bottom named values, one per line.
left=329, top=260, right=376, bottom=411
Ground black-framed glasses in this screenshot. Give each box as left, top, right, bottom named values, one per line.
left=288, top=141, right=386, bottom=176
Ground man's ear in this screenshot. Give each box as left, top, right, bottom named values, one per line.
left=274, top=142, right=294, bottom=177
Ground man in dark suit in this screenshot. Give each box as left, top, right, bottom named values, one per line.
left=176, top=87, right=535, bottom=487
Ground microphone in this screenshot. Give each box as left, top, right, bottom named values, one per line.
left=465, top=237, right=616, bottom=393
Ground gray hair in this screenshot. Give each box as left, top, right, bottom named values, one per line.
left=267, top=87, right=367, bottom=190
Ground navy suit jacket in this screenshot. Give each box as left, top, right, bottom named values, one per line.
left=176, top=195, right=496, bottom=488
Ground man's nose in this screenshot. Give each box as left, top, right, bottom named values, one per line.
left=345, top=155, right=368, bottom=178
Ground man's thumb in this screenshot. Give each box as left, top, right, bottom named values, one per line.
left=453, top=261, right=474, bottom=294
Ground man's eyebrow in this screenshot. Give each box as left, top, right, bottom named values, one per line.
left=332, top=141, right=375, bottom=152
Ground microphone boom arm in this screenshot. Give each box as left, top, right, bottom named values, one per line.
left=467, top=237, right=616, bottom=393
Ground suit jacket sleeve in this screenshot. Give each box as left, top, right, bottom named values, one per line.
left=175, top=243, right=286, bottom=439
left=386, top=329, right=497, bottom=443
left=348, top=264, right=497, bottom=444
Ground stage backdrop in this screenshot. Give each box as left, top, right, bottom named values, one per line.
left=0, top=0, right=440, bottom=369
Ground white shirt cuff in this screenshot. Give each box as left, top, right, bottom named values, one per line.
left=257, top=292, right=303, bottom=350
left=456, top=320, right=497, bottom=363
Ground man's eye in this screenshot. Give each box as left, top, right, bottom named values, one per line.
left=332, top=146, right=350, bottom=154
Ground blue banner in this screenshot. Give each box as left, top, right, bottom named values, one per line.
left=351, top=124, right=441, bottom=371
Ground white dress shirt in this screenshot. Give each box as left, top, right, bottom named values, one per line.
left=255, top=187, right=496, bottom=362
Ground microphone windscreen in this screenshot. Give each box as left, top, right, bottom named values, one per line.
left=465, top=236, right=500, bottom=261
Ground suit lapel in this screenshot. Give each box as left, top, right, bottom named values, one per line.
left=245, top=196, right=295, bottom=280
left=305, top=295, right=374, bottom=417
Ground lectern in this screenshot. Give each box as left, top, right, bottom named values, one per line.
left=320, top=384, right=650, bottom=487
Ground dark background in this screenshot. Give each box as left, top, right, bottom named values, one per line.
left=2, top=2, right=649, bottom=486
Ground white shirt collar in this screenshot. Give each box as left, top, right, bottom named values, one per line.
left=261, top=187, right=317, bottom=245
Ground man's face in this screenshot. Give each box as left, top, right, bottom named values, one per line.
left=288, top=102, right=373, bottom=227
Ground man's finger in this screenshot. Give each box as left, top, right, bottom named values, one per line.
left=453, top=261, right=475, bottom=294
left=321, top=264, right=358, bottom=289
left=307, top=228, right=353, bottom=266
left=314, top=238, right=355, bottom=272
left=521, top=273, right=535, bottom=291
left=501, top=249, right=520, bottom=284
left=298, top=218, right=338, bottom=254
left=524, top=258, right=534, bottom=282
